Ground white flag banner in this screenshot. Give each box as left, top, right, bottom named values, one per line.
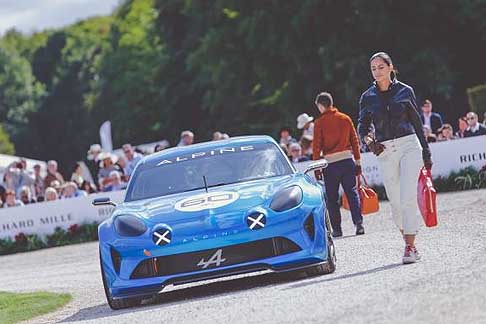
left=99, top=121, right=113, bottom=152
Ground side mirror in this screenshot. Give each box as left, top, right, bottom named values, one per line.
left=92, top=197, right=117, bottom=207
left=304, top=159, right=328, bottom=175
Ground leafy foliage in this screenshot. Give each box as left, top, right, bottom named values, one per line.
left=467, top=84, right=486, bottom=117
left=0, top=124, right=15, bottom=154
left=0, top=46, right=44, bottom=145
left=0, top=0, right=485, bottom=175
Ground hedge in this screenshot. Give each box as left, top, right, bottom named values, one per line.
left=0, top=223, right=98, bottom=255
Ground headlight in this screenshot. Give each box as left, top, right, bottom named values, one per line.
left=114, top=215, right=147, bottom=237
left=270, top=186, right=303, bottom=212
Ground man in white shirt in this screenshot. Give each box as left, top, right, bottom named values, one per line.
left=177, top=130, right=195, bottom=147
left=464, top=112, right=486, bottom=137
left=122, top=144, right=143, bottom=178
left=420, top=99, right=443, bottom=133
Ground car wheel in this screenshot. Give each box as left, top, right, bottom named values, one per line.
left=305, top=209, right=336, bottom=276
left=99, top=251, right=142, bottom=310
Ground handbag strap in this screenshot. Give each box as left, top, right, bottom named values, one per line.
left=357, top=174, right=369, bottom=187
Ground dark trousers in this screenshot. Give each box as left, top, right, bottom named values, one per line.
left=323, top=158, right=362, bottom=231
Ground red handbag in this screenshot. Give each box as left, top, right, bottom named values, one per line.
left=417, top=167, right=438, bottom=227
left=342, top=175, right=379, bottom=215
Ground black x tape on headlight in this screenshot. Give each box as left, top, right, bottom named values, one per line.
left=114, top=215, right=147, bottom=237
left=270, top=186, right=303, bottom=212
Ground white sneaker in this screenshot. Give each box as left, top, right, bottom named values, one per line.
left=402, top=245, right=421, bottom=264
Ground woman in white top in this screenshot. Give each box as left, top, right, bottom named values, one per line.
left=70, top=162, right=84, bottom=187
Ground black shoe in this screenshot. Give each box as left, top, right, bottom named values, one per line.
left=332, top=229, right=343, bottom=237
left=355, top=223, right=365, bottom=235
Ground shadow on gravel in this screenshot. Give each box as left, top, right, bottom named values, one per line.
left=59, top=271, right=305, bottom=322
left=283, top=262, right=403, bottom=290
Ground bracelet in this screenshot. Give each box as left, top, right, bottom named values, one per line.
left=364, top=135, right=374, bottom=146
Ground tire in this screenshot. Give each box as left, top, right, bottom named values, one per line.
left=305, top=209, right=336, bottom=276
left=99, top=251, right=142, bottom=310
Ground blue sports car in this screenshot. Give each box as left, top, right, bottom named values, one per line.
left=93, top=135, right=335, bottom=309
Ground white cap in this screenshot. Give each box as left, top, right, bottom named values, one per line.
left=297, top=113, right=314, bottom=129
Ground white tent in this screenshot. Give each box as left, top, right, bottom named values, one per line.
left=0, top=154, right=47, bottom=179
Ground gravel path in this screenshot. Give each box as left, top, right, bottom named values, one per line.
left=1, top=189, right=485, bottom=324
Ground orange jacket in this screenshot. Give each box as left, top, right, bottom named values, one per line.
left=312, top=107, right=361, bottom=161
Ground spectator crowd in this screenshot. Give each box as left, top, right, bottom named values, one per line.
left=419, top=100, right=486, bottom=143
left=0, top=130, right=229, bottom=208
left=0, top=99, right=484, bottom=209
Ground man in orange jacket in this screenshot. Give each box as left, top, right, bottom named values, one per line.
left=313, top=92, right=364, bottom=237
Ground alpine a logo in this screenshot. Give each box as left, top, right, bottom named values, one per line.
left=175, top=191, right=239, bottom=212
left=197, top=249, right=226, bottom=269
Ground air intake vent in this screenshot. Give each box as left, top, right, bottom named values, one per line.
left=110, top=247, right=121, bottom=274
left=304, top=213, right=315, bottom=240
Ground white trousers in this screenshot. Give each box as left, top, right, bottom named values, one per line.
left=377, top=134, right=423, bottom=235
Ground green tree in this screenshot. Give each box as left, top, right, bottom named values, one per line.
left=24, top=17, right=112, bottom=175
left=1, top=28, right=49, bottom=62
left=0, top=124, right=15, bottom=155
left=1, top=0, right=486, bottom=168
left=0, top=46, right=44, bottom=146
left=92, top=0, right=168, bottom=146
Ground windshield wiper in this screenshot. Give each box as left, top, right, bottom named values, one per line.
left=203, top=175, right=208, bottom=193
left=207, top=181, right=233, bottom=188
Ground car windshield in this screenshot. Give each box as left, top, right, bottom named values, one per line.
left=125, top=142, right=293, bottom=202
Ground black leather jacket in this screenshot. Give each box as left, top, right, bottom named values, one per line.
left=358, top=80, right=429, bottom=151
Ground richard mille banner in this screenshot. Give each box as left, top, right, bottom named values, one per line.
left=296, top=135, right=486, bottom=185
left=0, top=191, right=125, bottom=240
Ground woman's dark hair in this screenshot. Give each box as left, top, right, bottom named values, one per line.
left=370, top=52, right=397, bottom=81
left=72, top=162, right=82, bottom=174
left=279, top=127, right=292, bottom=135
left=81, top=180, right=97, bottom=194
left=0, top=185, right=5, bottom=203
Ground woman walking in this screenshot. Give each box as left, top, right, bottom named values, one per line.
left=358, top=52, right=432, bottom=264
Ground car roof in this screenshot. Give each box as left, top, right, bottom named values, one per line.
left=141, top=135, right=279, bottom=167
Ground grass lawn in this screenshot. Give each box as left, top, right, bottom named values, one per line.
left=0, top=291, right=71, bottom=324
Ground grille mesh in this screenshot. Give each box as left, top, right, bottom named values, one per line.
left=131, top=237, right=301, bottom=279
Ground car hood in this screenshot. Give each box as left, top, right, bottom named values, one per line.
left=118, top=174, right=300, bottom=225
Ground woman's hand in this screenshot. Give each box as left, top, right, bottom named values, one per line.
left=368, top=141, right=386, bottom=156
left=365, top=135, right=385, bottom=156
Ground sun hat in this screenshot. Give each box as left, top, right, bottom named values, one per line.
left=297, top=113, right=314, bottom=129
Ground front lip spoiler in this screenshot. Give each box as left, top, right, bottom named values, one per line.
left=111, top=260, right=329, bottom=300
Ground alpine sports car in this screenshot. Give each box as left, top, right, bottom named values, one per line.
left=93, top=135, right=335, bottom=309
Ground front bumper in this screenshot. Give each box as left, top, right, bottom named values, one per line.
left=100, top=205, right=328, bottom=299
